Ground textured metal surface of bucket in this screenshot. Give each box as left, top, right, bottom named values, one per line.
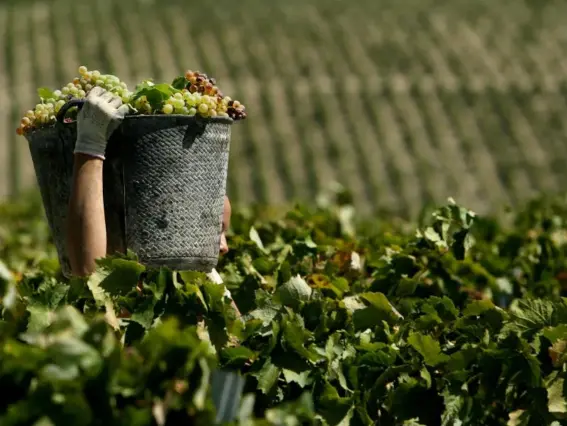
left=118, top=115, right=232, bottom=271
left=25, top=101, right=231, bottom=274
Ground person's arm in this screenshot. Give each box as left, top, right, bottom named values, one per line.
left=66, top=87, right=128, bottom=277
left=67, top=154, right=106, bottom=276
left=207, top=196, right=241, bottom=317
left=219, top=195, right=231, bottom=255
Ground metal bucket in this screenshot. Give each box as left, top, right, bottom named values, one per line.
left=25, top=100, right=231, bottom=276
left=25, top=119, right=124, bottom=277
left=117, top=114, right=231, bottom=271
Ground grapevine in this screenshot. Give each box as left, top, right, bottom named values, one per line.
left=17, top=66, right=247, bottom=135
left=3, top=192, right=567, bottom=424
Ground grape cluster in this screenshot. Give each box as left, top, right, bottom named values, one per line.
left=162, top=92, right=222, bottom=118
left=17, top=66, right=247, bottom=135
left=169, top=70, right=247, bottom=120
left=17, top=66, right=131, bottom=135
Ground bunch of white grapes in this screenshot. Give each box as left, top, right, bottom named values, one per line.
left=160, top=70, right=247, bottom=120
left=17, top=66, right=247, bottom=135
left=161, top=92, right=231, bottom=118
left=17, top=66, right=131, bottom=135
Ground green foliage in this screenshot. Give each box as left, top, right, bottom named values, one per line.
left=2, top=192, right=567, bottom=424
left=130, top=80, right=180, bottom=112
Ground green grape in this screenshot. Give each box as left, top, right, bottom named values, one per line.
left=173, top=99, right=184, bottom=110
left=162, top=104, right=174, bottom=114
left=185, top=95, right=197, bottom=107
left=55, top=100, right=65, bottom=113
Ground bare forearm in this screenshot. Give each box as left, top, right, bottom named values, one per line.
left=67, top=154, right=107, bottom=276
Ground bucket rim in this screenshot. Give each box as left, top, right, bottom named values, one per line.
left=22, top=111, right=235, bottom=141
left=23, top=123, right=61, bottom=141
left=122, top=113, right=234, bottom=125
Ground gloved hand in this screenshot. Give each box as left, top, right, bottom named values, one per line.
left=75, top=87, right=129, bottom=159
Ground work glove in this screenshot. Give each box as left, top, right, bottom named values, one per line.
left=75, top=87, right=129, bottom=159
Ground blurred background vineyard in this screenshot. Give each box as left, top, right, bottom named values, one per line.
left=1, top=0, right=567, bottom=218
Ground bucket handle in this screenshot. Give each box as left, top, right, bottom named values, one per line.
left=56, top=99, right=86, bottom=124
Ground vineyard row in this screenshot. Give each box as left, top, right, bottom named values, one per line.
left=2, top=0, right=567, bottom=217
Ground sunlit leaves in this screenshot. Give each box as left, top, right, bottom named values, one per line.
left=5, top=193, right=567, bottom=424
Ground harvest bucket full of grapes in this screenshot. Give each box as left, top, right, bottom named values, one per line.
left=19, top=67, right=247, bottom=277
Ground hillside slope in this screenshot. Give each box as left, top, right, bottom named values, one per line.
left=1, top=0, right=567, bottom=218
